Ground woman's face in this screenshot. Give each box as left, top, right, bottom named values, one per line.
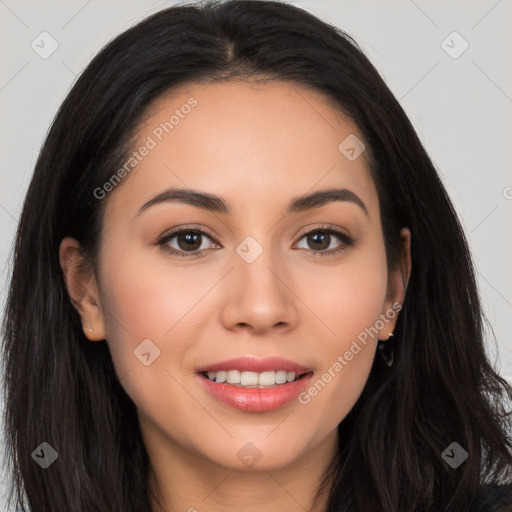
left=63, top=80, right=408, bottom=473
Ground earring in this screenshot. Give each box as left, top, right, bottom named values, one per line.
left=377, top=332, right=395, bottom=368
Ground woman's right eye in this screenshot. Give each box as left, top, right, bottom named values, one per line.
left=157, top=228, right=219, bottom=257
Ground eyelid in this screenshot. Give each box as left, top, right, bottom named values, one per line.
left=295, top=222, right=351, bottom=239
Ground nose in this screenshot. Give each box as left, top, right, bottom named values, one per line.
left=219, top=245, right=299, bottom=335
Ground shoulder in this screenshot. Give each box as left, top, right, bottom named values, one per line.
left=472, top=484, right=512, bottom=512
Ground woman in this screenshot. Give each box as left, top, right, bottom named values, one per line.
left=2, top=1, right=511, bottom=510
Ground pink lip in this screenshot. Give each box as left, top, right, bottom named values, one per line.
left=197, top=356, right=312, bottom=375
left=197, top=372, right=314, bottom=412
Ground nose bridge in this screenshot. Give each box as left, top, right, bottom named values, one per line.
left=234, top=233, right=287, bottom=298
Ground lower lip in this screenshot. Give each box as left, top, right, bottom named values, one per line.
left=197, top=372, right=314, bottom=412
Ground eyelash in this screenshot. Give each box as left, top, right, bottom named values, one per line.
left=156, top=224, right=355, bottom=258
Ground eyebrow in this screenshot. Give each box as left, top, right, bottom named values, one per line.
left=135, top=186, right=369, bottom=218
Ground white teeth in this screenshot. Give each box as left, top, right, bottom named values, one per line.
left=226, top=370, right=241, bottom=384
left=240, top=372, right=258, bottom=386
left=203, top=370, right=302, bottom=386
left=258, top=371, right=275, bottom=386
left=275, top=370, right=287, bottom=384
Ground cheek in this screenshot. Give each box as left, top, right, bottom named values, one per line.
left=336, top=277, right=387, bottom=344
left=296, top=250, right=388, bottom=418
left=96, top=243, right=194, bottom=384
left=301, top=249, right=389, bottom=348
left=99, top=237, right=212, bottom=341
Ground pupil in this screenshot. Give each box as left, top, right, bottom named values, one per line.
left=310, top=232, right=329, bottom=250
left=179, top=233, right=201, bottom=251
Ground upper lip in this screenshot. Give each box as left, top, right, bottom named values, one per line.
left=197, top=356, right=312, bottom=375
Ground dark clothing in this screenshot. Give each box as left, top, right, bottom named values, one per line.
left=473, top=484, right=512, bottom=511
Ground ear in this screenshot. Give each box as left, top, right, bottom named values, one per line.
left=378, top=227, right=411, bottom=340
left=59, top=237, right=106, bottom=341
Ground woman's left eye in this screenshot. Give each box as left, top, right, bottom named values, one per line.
left=295, top=226, right=355, bottom=256
left=157, top=225, right=355, bottom=258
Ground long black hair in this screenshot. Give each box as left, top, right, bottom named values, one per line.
left=2, top=1, right=511, bottom=510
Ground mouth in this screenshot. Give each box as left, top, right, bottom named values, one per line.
left=196, top=356, right=314, bottom=412
left=199, top=369, right=310, bottom=388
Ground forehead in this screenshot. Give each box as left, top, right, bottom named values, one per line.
left=104, top=80, right=377, bottom=220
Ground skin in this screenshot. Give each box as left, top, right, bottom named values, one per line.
left=60, top=81, right=411, bottom=512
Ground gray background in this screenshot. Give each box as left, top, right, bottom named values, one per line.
left=1, top=0, right=511, bottom=509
